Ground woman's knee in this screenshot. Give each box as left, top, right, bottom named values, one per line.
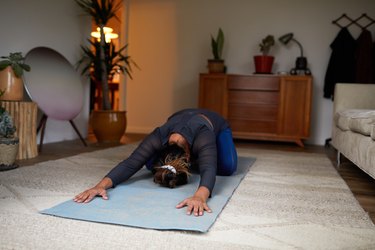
left=217, top=152, right=237, bottom=176
left=216, top=128, right=237, bottom=175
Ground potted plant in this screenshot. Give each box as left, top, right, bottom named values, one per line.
left=0, top=90, right=19, bottom=171
left=77, top=40, right=136, bottom=109
left=0, top=52, right=31, bottom=101
left=75, top=0, right=137, bottom=143
left=207, top=28, right=225, bottom=73
left=254, top=35, right=275, bottom=74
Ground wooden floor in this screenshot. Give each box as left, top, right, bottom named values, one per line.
left=17, top=134, right=375, bottom=224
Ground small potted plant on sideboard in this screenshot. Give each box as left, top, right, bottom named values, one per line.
left=254, top=35, right=275, bottom=74
left=207, top=28, right=225, bottom=73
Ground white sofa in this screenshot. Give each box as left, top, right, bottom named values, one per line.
left=331, top=83, right=375, bottom=179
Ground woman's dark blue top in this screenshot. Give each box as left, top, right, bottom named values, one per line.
left=105, top=108, right=229, bottom=194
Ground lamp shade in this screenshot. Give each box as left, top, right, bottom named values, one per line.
left=279, top=33, right=294, bottom=45
left=91, top=27, right=118, bottom=43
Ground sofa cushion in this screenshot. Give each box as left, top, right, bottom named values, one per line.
left=335, top=109, right=375, bottom=135
left=349, top=111, right=375, bottom=136
left=334, top=110, right=356, bottom=131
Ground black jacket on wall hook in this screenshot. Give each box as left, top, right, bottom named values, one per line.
left=324, top=13, right=375, bottom=99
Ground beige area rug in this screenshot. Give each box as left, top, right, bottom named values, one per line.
left=1, top=144, right=375, bottom=249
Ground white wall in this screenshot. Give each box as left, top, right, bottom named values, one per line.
left=2, top=0, right=374, bottom=146
left=0, top=0, right=90, bottom=143
left=126, top=0, right=375, bottom=145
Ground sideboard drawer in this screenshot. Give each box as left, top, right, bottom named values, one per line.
left=228, top=103, right=278, bottom=120
left=228, top=90, right=279, bottom=105
left=229, top=119, right=278, bottom=134
left=228, top=102, right=278, bottom=134
left=228, top=75, right=279, bottom=91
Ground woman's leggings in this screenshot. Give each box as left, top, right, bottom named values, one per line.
left=216, top=127, right=238, bottom=176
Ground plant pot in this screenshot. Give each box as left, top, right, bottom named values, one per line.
left=207, top=59, right=225, bottom=73
left=91, top=110, right=127, bottom=143
left=0, top=137, right=19, bottom=171
left=254, top=55, right=274, bottom=74
left=0, top=66, right=24, bottom=101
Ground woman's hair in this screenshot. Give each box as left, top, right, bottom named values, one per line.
left=152, top=144, right=190, bottom=188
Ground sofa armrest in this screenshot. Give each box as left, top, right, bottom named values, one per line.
left=333, top=83, right=375, bottom=114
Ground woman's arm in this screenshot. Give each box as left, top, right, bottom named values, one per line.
left=176, top=129, right=217, bottom=216
left=105, top=128, right=163, bottom=186
left=74, top=128, right=163, bottom=203
left=193, top=129, right=218, bottom=194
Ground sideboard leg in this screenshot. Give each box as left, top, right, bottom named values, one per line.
left=295, top=139, right=304, bottom=147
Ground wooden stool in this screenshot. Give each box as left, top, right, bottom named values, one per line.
left=0, top=101, right=38, bottom=159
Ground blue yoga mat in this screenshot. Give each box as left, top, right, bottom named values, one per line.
left=41, top=156, right=255, bottom=232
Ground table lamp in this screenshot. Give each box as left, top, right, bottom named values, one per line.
left=279, top=33, right=311, bottom=75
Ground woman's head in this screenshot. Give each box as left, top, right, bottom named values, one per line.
left=168, top=133, right=190, bottom=160
left=152, top=143, right=190, bottom=188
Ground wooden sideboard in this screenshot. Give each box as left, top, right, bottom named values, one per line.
left=198, top=74, right=313, bottom=147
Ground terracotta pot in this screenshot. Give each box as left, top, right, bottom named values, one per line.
left=0, top=137, right=19, bottom=171
left=91, top=110, right=127, bottom=143
left=207, top=59, right=225, bottom=73
left=0, top=66, right=23, bottom=101
left=254, top=55, right=274, bottom=74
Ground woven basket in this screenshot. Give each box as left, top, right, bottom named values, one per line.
left=0, top=137, right=19, bottom=171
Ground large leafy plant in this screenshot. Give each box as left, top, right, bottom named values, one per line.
left=0, top=90, right=16, bottom=138
left=75, top=0, right=124, bottom=110
left=0, top=52, right=30, bottom=78
left=77, top=40, right=135, bottom=83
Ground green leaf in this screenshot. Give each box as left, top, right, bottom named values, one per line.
left=75, top=0, right=121, bottom=26
left=0, top=52, right=30, bottom=76
left=216, top=28, right=224, bottom=59
left=0, top=60, right=11, bottom=70
left=211, top=36, right=218, bottom=60
left=12, top=64, right=23, bottom=78
left=19, top=63, right=31, bottom=72
left=210, top=28, right=224, bottom=60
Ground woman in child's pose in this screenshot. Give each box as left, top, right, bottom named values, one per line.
left=74, top=108, right=237, bottom=217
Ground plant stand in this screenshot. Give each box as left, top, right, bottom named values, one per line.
left=0, top=101, right=38, bottom=159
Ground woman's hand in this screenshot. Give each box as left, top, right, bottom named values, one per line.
left=73, top=186, right=108, bottom=203
left=73, top=177, right=113, bottom=203
left=176, top=186, right=212, bottom=216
